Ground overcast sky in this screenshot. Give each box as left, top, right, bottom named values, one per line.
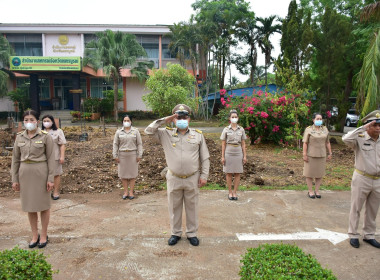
left=0, top=0, right=292, bottom=81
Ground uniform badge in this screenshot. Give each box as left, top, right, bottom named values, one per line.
left=179, top=105, right=184, bottom=110
left=35, top=141, right=43, bottom=144
left=359, top=134, right=364, bottom=137
left=376, top=113, right=380, bottom=118
left=172, top=143, right=176, bottom=147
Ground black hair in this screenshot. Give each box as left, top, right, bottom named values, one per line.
left=23, top=110, right=39, bottom=121
left=122, top=114, right=132, bottom=123
left=229, top=109, right=238, bottom=117
left=312, top=112, right=322, bottom=120
left=41, top=115, right=58, bottom=130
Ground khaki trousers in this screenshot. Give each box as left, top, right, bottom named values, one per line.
left=166, top=171, right=199, bottom=238
left=348, top=171, right=380, bottom=239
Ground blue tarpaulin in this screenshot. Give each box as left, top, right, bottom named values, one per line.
left=204, top=84, right=282, bottom=101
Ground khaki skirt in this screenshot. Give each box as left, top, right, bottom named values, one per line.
left=303, top=156, right=326, bottom=178
left=223, top=145, right=244, bottom=174
left=118, top=151, right=138, bottom=179
left=19, top=162, right=51, bottom=212
left=54, top=160, right=63, bottom=176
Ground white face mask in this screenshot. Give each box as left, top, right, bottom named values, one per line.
left=43, top=122, right=52, bottom=128
left=231, top=117, right=238, bottom=124
left=24, top=122, right=37, bottom=131
left=123, top=121, right=131, bottom=128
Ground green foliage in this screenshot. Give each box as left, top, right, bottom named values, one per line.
left=143, top=63, right=199, bottom=117
left=84, top=29, right=147, bottom=121
left=280, top=0, right=313, bottom=74
left=7, top=87, right=31, bottom=116
left=0, top=34, right=14, bottom=97
left=239, top=243, right=337, bottom=279
left=218, top=87, right=312, bottom=146
left=355, top=29, right=380, bottom=118
left=0, top=246, right=58, bottom=279
left=83, top=90, right=122, bottom=116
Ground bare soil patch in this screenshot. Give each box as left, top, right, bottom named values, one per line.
left=0, top=127, right=354, bottom=196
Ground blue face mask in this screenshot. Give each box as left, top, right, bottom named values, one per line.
left=176, top=119, right=189, bottom=130
left=314, top=120, right=323, bottom=126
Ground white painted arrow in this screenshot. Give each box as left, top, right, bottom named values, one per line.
left=236, top=228, right=348, bottom=245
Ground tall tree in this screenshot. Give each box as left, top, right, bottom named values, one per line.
left=311, top=6, right=351, bottom=114
left=280, top=0, right=313, bottom=74
left=192, top=0, right=251, bottom=89
left=234, top=11, right=258, bottom=86
left=0, top=35, right=13, bottom=97
left=356, top=1, right=380, bottom=117
left=84, top=30, right=147, bottom=121
left=256, top=15, right=282, bottom=86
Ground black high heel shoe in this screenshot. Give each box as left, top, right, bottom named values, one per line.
left=29, top=234, right=40, bottom=248
left=38, top=236, right=49, bottom=248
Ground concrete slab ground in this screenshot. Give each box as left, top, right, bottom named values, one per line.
left=0, top=190, right=379, bottom=280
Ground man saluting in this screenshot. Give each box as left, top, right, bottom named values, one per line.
left=145, top=104, right=210, bottom=246
left=342, top=110, right=380, bottom=249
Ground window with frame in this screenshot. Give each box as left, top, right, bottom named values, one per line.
left=6, top=34, right=43, bottom=56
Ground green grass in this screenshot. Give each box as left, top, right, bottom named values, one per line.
left=202, top=184, right=349, bottom=191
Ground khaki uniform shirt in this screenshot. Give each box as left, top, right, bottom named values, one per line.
left=46, top=129, right=67, bottom=160
left=113, top=127, right=143, bottom=158
left=220, top=125, right=247, bottom=143
left=303, top=125, right=329, bottom=157
left=342, top=126, right=380, bottom=176
left=11, top=128, right=55, bottom=183
left=144, top=118, right=210, bottom=180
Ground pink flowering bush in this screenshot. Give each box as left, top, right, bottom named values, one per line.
left=218, top=88, right=312, bottom=145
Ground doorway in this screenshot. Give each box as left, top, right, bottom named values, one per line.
left=54, top=78, right=73, bottom=110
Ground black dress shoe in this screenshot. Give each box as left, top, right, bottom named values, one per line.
left=187, top=236, right=199, bottom=246
left=29, top=234, right=40, bottom=248
left=307, top=192, right=315, bottom=199
left=38, top=236, right=49, bottom=249
left=168, top=235, right=181, bottom=246
left=315, top=192, right=321, bottom=199
left=350, top=238, right=360, bottom=248
left=363, top=239, right=380, bottom=248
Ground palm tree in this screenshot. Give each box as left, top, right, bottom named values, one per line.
left=356, top=2, right=380, bottom=118
left=256, top=16, right=282, bottom=86
left=0, top=35, right=13, bottom=97
left=84, top=30, right=148, bottom=121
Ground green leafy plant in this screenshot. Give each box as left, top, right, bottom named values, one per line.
left=0, top=246, right=58, bottom=279
left=218, top=88, right=312, bottom=146
left=143, top=63, right=199, bottom=117
left=7, top=87, right=31, bottom=116
left=240, top=243, right=337, bottom=280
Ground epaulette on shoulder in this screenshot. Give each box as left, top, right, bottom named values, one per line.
left=17, top=131, right=23, bottom=135
left=359, top=134, right=365, bottom=137
left=41, top=130, right=48, bottom=134
left=195, top=129, right=203, bottom=134
left=166, top=126, right=174, bottom=130
left=307, top=125, right=312, bottom=129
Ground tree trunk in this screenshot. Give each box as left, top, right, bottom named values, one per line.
left=113, top=77, right=119, bottom=122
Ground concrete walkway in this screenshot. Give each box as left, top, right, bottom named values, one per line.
left=0, top=190, right=379, bottom=280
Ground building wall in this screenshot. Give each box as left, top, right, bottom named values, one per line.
left=44, top=34, right=83, bottom=56
left=125, top=78, right=150, bottom=111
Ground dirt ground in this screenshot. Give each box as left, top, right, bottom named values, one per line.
left=0, top=126, right=355, bottom=195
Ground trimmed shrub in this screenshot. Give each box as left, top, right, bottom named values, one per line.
left=240, top=243, right=337, bottom=280
left=0, top=246, right=58, bottom=279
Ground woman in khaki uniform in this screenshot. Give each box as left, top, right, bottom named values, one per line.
left=220, top=110, right=247, bottom=200
left=113, top=115, right=143, bottom=200
left=41, top=114, right=67, bottom=200
left=11, top=110, right=55, bottom=248
left=302, top=113, right=332, bottom=199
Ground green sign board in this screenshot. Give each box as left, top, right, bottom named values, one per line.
left=10, top=56, right=81, bottom=71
